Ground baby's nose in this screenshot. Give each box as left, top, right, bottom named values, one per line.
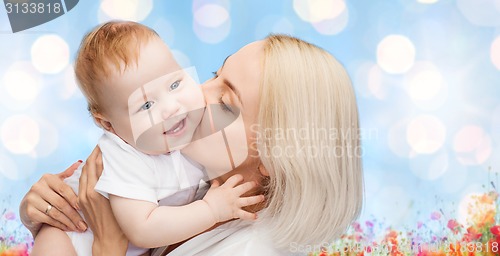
left=161, top=101, right=181, bottom=120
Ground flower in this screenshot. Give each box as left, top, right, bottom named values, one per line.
left=3, top=212, right=15, bottom=221
left=447, top=219, right=461, bottom=234
left=430, top=211, right=441, bottom=220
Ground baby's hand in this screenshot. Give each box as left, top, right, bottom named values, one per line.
left=202, top=174, right=265, bottom=223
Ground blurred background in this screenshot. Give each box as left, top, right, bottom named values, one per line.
left=0, top=0, right=499, bottom=245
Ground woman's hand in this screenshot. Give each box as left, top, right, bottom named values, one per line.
left=19, top=161, right=87, bottom=237
left=79, top=146, right=128, bottom=256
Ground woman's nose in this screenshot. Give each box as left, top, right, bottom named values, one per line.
left=200, top=79, right=219, bottom=105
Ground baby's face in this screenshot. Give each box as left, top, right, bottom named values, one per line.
left=99, top=37, right=205, bottom=154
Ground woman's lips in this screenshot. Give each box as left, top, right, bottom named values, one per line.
left=164, top=118, right=186, bottom=136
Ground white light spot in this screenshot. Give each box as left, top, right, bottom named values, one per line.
left=407, top=69, right=443, bottom=101
left=1, top=115, right=40, bottom=154
left=453, top=125, right=492, bottom=165
left=409, top=151, right=448, bottom=180
left=99, top=0, right=152, bottom=22
left=457, top=189, right=494, bottom=227
left=404, top=62, right=448, bottom=110
left=491, top=36, right=500, bottom=70
left=2, top=63, right=40, bottom=104
left=255, top=16, right=295, bottom=39
left=311, top=9, right=349, bottom=35
left=457, top=0, right=500, bottom=27
left=31, top=35, right=69, bottom=74
left=406, top=115, right=446, bottom=154
left=193, top=17, right=231, bottom=44
left=377, top=35, right=416, bottom=74
left=194, top=4, right=229, bottom=28
left=192, top=3, right=231, bottom=44
left=293, top=0, right=346, bottom=23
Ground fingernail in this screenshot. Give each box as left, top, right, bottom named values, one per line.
left=77, top=160, right=83, bottom=163
left=78, top=221, right=87, bottom=232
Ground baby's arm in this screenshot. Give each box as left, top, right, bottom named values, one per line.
left=109, top=174, right=264, bottom=248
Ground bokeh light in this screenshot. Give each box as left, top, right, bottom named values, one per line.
left=99, top=0, right=153, bottom=22
left=457, top=0, right=500, bottom=27
left=453, top=125, right=492, bottom=165
left=255, top=16, right=294, bottom=39
left=409, top=151, right=448, bottom=180
left=377, top=35, right=416, bottom=74
left=192, top=2, right=231, bottom=44
left=31, top=35, right=69, bottom=74
left=2, top=62, right=40, bottom=107
left=293, top=0, right=348, bottom=35
left=406, top=115, right=446, bottom=154
left=311, top=9, right=348, bottom=35
left=404, top=62, right=448, bottom=110
left=293, top=0, right=346, bottom=23
left=171, top=50, right=191, bottom=68
left=1, top=115, right=40, bottom=155
left=491, top=36, right=500, bottom=71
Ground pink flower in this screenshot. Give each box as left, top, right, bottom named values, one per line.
left=4, top=211, right=16, bottom=220
left=447, top=219, right=460, bottom=234
left=366, top=221, right=374, bottom=228
left=417, top=221, right=423, bottom=229
left=430, top=211, right=441, bottom=220
left=353, top=222, right=363, bottom=232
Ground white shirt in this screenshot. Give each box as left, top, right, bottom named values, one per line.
left=95, top=131, right=205, bottom=206
left=65, top=131, right=206, bottom=256
left=166, top=216, right=288, bottom=256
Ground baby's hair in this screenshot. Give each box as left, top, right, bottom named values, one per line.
left=74, top=21, right=159, bottom=114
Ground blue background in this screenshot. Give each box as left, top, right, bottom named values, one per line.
left=0, top=0, right=499, bottom=241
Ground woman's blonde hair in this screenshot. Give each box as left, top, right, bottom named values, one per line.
left=257, top=34, right=363, bottom=249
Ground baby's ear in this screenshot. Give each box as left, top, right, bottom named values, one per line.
left=92, top=112, right=114, bottom=132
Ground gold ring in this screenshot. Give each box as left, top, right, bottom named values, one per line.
left=45, top=204, right=53, bottom=215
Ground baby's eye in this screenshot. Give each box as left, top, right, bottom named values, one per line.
left=141, top=101, right=155, bottom=110
left=170, top=80, right=181, bottom=90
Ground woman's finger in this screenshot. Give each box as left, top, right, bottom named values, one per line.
left=57, top=161, right=81, bottom=179
left=30, top=207, right=70, bottom=231
left=86, top=148, right=101, bottom=188
left=32, top=180, right=83, bottom=231
left=31, top=192, right=79, bottom=232
left=78, top=162, right=88, bottom=204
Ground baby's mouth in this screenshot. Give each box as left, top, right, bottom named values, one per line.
left=163, top=118, right=186, bottom=135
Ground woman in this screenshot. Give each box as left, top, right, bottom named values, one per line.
left=20, top=35, right=363, bottom=255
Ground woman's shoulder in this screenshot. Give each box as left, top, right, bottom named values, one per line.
left=168, top=218, right=289, bottom=256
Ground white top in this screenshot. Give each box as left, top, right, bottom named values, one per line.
left=166, top=216, right=289, bottom=256
left=95, top=131, right=205, bottom=206
left=65, top=131, right=206, bottom=256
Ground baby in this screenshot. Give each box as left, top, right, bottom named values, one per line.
left=31, top=21, right=263, bottom=256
